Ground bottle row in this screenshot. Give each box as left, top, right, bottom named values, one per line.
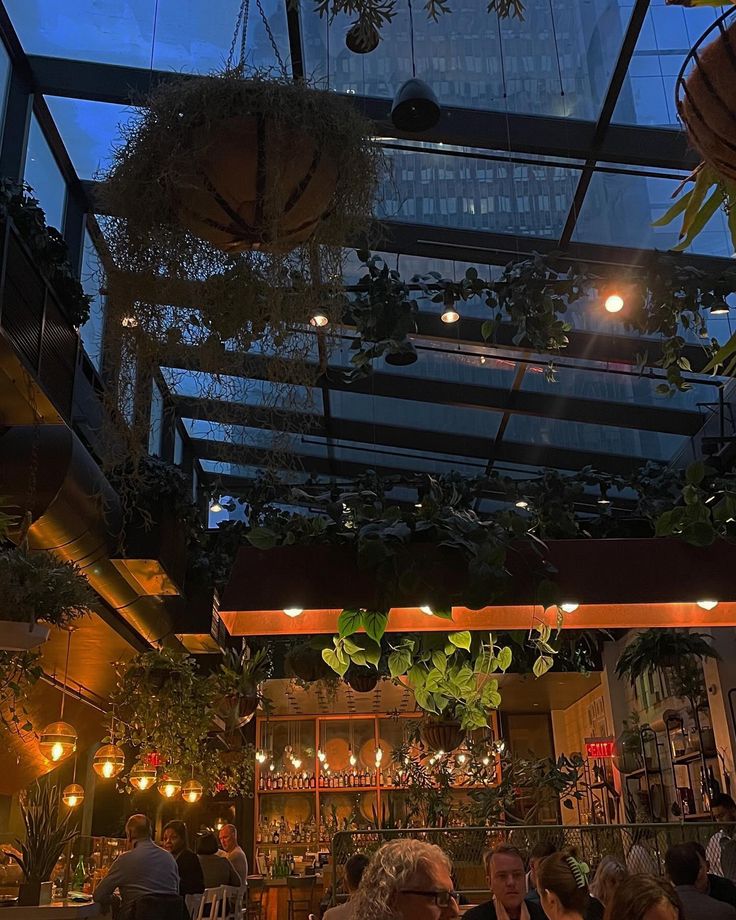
left=258, top=769, right=382, bottom=791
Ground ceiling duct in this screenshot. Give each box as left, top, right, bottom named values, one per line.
left=0, top=425, right=177, bottom=646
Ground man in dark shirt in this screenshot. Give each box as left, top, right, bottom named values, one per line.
left=464, top=845, right=546, bottom=920
left=665, top=842, right=736, bottom=920
left=162, top=820, right=204, bottom=897
left=692, top=842, right=736, bottom=909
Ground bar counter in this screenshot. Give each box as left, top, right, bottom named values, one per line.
left=255, top=876, right=324, bottom=920
left=0, top=901, right=100, bottom=919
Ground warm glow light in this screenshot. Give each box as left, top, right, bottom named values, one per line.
left=93, top=744, right=126, bottom=779
left=375, top=747, right=383, bottom=765
left=269, top=762, right=275, bottom=772
left=62, top=784, right=85, bottom=808
left=710, top=300, right=730, bottom=316
left=697, top=599, right=719, bottom=611
left=121, top=315, right=139, bottom=328
left=182, top=780, right=204, bottom=804
left=309, top=312, right=329, bottom=328
left=130, top=761, right=157, bottom=791
left=420, top=606, right=434, bottom=616
left=441, top=307, right=460, bottom=324
left=436, top=749, right=445, bottom=758
left=256, top=749, right=268, bottom=764
left=317, top=750, right=326, bottom=762
left=456, top=752, right=467, bottom=765
left=210, top=500, right=223, bottom=513
left=292, top=757, right=302, bottom=769
left=283, top=608, right=304, bottom=618
left=515, top=500, right=529, bottom=510
left=560, top=602, right=579, bottom=613
left=158, top=775, right=182, bottom=798
left=482, top=756, right=490, bottom=767
left=39, top=722, right=77, bottom=764
left=604, top=294, right=624, bottom=313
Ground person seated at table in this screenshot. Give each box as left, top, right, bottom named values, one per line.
left=93, top=814, right=179, bottom=920
left=196, top=832, right=242, bottom=888
left=162, top=820, right=204, bottom=897
left=536, top=849, right=590, bottom=920
left=324, top=853, right=370, bottom=920
left=603, top=874, right=683, bottom=920
left=587, top=856, right=627, bottom=920
left=218, top=824, right=248, bottom=884
left=665, top=842, right=736, bottom=920
left=464, top=845, right=547, bottom=920
left=527, top=842, right=557, bottom=906
left=350, top=838, right=460, bottom=920
left=691, top=842, right=736, bottom=909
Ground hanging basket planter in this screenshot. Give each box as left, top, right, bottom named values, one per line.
left=420, top=718, right=466, bottom=754
left=0, top=621, right=50, bottom=651
left=677, top=10, right=736, bottom=181
left=346, top=668, right=379, bottom=694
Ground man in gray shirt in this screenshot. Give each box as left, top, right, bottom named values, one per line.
left=94, top=815, right=180, bottom=919
left=218, top=824, right=248, bottom=885
left=666, top=843, right=736, bottom=920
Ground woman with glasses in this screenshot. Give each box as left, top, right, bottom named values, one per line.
left=350, top=839, right=460, bottom=920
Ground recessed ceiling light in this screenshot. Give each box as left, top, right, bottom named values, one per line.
left=560, top=602, right=579, bottom=613
left=697, top=600, right=719, bottom=611
left=283, top=608, right=304, bottom=618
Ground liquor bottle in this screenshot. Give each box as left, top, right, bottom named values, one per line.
left=297, top=773, right=302, bottom=790
left=277, top=774, right=284, bottom=790
left=259, top=774, right=264, bottom=791
left=337, top=773, right=344, bottom=788
left=72, top=855, right=87, bottom=893
left=272, top=824, right=281, bottom=845
left=310, top=772, right=316, bottom=789
left=347, top=772, right=354, bottom=788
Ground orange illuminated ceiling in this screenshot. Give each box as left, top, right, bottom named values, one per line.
left=220, top=602, right=736, bottom=636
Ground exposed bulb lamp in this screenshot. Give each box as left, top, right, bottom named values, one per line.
left=604, top=294, right=624, bottom=314
left=283, top=608, right=304, bottom=618
left=697, top=599, right=719, bottom=611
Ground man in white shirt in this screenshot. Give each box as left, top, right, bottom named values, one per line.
left=324, top=854, right=370, bottom=920
left=218, top=824, right=248, bottom=884
left=94, top=815, right=179, bottom=919
left=708, top=794, right=736, bottom=879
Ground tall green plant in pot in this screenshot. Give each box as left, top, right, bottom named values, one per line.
left=8, top=783, right=78, bottom=905
left=215, top=646, right=272, bottom=731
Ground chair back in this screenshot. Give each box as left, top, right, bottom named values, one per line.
left=287, top=876, right=316, bottom=894
left=185, top=893, right=203, bottom=919
left=221, top=884, right=245, bottom=920
left=194, top=887, right=229, bottom=920
left=132, top=893, right=188, bottom=920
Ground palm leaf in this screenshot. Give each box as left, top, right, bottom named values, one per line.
left=7, top=783, right=78, bottom=882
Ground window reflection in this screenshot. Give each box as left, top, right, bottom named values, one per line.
left=23, top=115, right=67, bottom=231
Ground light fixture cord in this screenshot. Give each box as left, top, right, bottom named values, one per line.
left=59, top=628, right=72, bottom=720
left=407, top=0, right=416, bottom=78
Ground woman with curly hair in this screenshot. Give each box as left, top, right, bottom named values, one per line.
left=349, top=838, right=460, bottom=920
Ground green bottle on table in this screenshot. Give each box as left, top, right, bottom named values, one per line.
left=72, top=855, right=86, bottom=892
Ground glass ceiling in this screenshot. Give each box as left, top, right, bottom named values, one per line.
left=3, top=0, right=735, bottom=494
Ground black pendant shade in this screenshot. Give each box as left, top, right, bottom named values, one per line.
left=385, top=349, right=418, bottom=366
left=390, top=78, right=441, bottom=132
left=346, top=21, right=380, bottom=54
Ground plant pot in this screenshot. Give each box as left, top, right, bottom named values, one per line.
left=17, top=881, right=41, bottom=907
left=285, top=647, right=333, bottom=684
left=420, top=719, right=465, bottom=753
left=174, top=115, right=339, bottom=253
left=346, top=671, right=379, bottom=693
left=679, top=18, right=736, bottom=181
left=0, top=621, right=50, bottom=651
left=346, top=21, right=380, bottom=54
left=216, top=690, right=259, bottom=728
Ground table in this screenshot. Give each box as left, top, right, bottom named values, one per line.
left=0, top=901, right=100, bottom=920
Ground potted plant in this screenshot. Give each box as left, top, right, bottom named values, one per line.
left=345, top=665, right=380, bottom=694
left=0, top=544, right=94, bottom=650
left=215, top=646, right=272, bottom=730
left=7, top=783, right=78, bottom=906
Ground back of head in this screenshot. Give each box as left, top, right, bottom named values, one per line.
left=537, top=849, right=589, bottom=915
left=196, top=832, right=220, bottom=856
left=589, top=856, right=627, bottom=901
left=665, top=843, right=700, bottom=887
left=531, top=842, right=558, bottom=862
left=126, top=814, right=152, bottom=841
left=605, top=874, right=681, bottom=920
left=345, top=853, right=370, bottom=891
left=351, top=839, right=451, bottom=920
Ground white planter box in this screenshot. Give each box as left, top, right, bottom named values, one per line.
left=0, top=621, right=51, bottom=651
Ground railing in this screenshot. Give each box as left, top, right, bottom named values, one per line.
left=331, top=822, right=724, bottom=902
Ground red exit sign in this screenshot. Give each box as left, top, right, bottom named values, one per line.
left=585, top=738, right=615, bottom=758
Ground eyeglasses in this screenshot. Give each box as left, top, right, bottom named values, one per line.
left=399, top=890, right=459, bottom=907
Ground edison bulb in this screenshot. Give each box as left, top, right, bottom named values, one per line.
left=349, top=753, right=357, bottom=767
left=52, top=742, right=64, bottom=762
left=604, top=294, right=624, bottom=313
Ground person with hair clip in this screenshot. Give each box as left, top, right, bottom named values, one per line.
left=536, top=849, right=590, bottom=920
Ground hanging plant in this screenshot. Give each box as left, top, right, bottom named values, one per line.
left=215, top=647, right=272, bottom=730
left=0, top=545, right=94, bottom=643
left=0, top=650, right=43, bottom=734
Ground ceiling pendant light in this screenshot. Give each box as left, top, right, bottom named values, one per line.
left=182, top=779, right=204, bottom=804
left=309, top=312, right=329, bottom=328
left=39, top=629, right=77, bottom=764
left=63, top=754, right=84, bottom=808
left=210, top=499, right=223, bottom=513
left=129, top=760, right=157, bottom=791
left=560, top=602, right=579, bottom=613
left=709, top=300, right=729, bottom=316
left=93, top=743, right=126, bottom=780
left=158, top=774, right=182, bottom=799
left=390, top=0, right=440, bottom=131
left=440, top=292, right=460, bottom=324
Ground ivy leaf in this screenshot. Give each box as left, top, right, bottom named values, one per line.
left=686, top=461, right=706, bottom=486
left=246, top=527, right=279, bottom=550
left=407, top=664, right=425, bottom=687
left=448, top=630, right=472, bottom=651
left=322, top=647, right=349, bottom=677
left=481, top=319, right=496, bottom=341
left=533, top=654, right=554, bottom=678
left=363, top=610, right=389, bottom=643
left=431, top=650, right=448, bottom=674
left=360, top=638, right=382, bottom=668
left=497, top=646, right=513, bottom=671
left=388, top=647, right=413, bottom=678
left=338, top=608, right=363, bottom=637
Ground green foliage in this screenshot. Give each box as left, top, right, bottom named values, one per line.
left=652, top=165, right=736, bottom=254
left=8, top=783, right=78, bottom=882
left=615, top=629, right=720, bottom=684
left=0, top=547, right=94, bottom=628
left=0, top=179, right=91, bottom=327
left=0, top=650, right=42, bottom=734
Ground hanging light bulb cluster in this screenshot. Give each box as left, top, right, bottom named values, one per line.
left=39, top=629, right=77, bottom=764
left=256, top=749, right=269, bottom=764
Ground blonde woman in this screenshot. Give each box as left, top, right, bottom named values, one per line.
left=588, top=857, right=627, bottom=920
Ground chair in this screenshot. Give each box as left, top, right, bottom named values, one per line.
left=287, top=876, right=316, bottom=920
left=220, top=885, right=244, bottom=920
left=186, top=894, right=203, bottom=919
left=194, top=887, right=229, bottom=920
left=246, top=878, right=266, bottom=920
left=131, top=893, right=188, bottom=920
